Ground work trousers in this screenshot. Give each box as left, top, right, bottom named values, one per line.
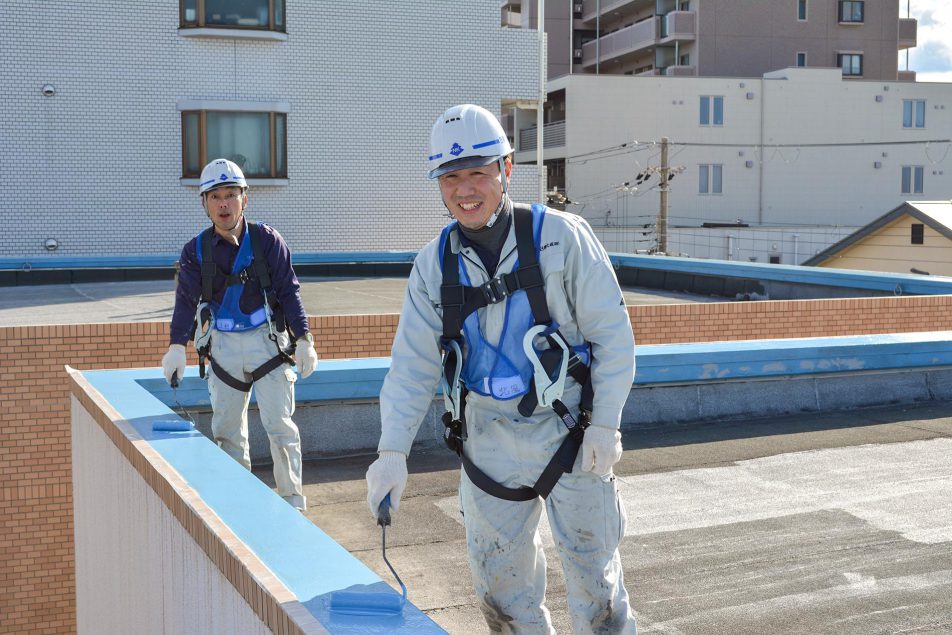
left=459, top=386, right=636, bottom=635
left=207, top=325, right=306, bottom=510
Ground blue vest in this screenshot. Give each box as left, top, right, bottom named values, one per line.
left=440, top=205, right=553, bottom=400
left=195, top=221, right=269, bottom=333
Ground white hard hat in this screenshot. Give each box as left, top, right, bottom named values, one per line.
left=199, top=158, right=247, bottom=194
left=427, top=104, right=513, bottom=179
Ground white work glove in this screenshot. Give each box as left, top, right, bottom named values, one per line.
left=162, top=344, right=186, bottom=385
left=580, top=426, right=623, bottom=476
left=366, top=451, right=408, bottom=518
left=296, top=336, right=318, bottom=379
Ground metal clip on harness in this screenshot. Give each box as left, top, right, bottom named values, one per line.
left=522, top=324, right=569, bottom=408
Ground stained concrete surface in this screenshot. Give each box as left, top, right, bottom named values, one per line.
left=262, top=403, right=952, bottom=634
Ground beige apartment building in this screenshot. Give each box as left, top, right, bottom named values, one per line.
left=508, top=0, right=917, bottom=81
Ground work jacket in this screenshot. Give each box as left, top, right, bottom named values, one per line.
left=378, top=205, right=636, bottom=456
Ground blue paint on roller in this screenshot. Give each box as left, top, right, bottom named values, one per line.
left=152, top=419, right=192, bottom=432
left=328, top=494, right=407, bottom=617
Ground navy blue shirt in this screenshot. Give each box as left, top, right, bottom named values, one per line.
left=170, top=222, right=308, bottom=345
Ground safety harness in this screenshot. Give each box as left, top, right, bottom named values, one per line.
left=193, top=222, right=297, bottom=392
left=440, top=204, right=594, bottom=501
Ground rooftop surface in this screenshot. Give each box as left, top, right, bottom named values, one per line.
left=0, top=277, right=718, bottom=327
left=287, top=402, right=952, bottom=634
left=11, top=278, right=952, bottom=632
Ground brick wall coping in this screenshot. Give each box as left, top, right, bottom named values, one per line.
left=68, top=366, right=446, bottom=634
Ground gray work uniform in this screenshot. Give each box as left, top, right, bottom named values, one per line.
left=379, top=206, right=637, bottom=633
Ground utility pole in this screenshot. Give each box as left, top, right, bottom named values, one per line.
left=537, top=0, right=546, bottom=204
left=657, top=137, right=669, bottom=254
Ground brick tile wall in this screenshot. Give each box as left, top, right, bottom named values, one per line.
left=2, top=296, right=951, bottom=632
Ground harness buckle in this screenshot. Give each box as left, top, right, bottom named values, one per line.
left=480, top=275, right=510, bottom=304
left=523, top=324, right=569, bottom=409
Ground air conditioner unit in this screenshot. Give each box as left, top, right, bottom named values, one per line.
left=573, top=48, right=583, bottom=59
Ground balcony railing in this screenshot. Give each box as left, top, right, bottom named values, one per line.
left=659, top=11, right=696, bottom=41
left=898, top=17, right=917, bottom=50
left=580, top=0, right=654, bottom=24
left=581, top=16, right=658, bottom=67
left=519, top=120, right=566, bottom=152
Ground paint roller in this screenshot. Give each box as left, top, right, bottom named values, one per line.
left=328, top=493, right=407, bottom=616
left=152, top=371, right=194, bottom=432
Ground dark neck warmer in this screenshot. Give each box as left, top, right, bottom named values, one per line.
left=457, top=198, right=513, bottom=275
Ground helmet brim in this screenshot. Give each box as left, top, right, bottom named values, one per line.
left=428, top=154, right=500, bottom=179
left=201, top=181, right=246, bottom=194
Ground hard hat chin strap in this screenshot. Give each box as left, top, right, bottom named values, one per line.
left=484, top=157, right=510, bottom=229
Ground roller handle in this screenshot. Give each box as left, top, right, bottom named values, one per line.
left=377, top=493, right=392, bottom=527
left=170, top=370, right=179, bottom=389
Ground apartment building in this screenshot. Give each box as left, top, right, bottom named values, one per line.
left=512, top=68, right=952, bottom=264
left=508, top=0, right=917, bottom=81
left=2, top=1, right=540, bottom=260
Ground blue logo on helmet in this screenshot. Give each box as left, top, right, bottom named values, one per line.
left=220, top=174, right=228, bottom=180
left=450, top=143, right=464, bottom=156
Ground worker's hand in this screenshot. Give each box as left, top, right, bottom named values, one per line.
left=580, top=426, right=623, bottom=476
left=366, top=451, right=408, bottom=518
left=295, top=336, right=319, bottom=379
left=162, top=344, right=187, bottom=385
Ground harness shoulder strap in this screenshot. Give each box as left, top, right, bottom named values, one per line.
left=200, top=228, right=216, bottom=303
left=512, top=204, right=551, bottom=327
left=246, top=221, right=272, bottom=289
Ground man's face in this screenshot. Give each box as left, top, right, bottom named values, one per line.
left=203, top=186, right=245, bottom=234
left=438, top=160, right=509, bottom=230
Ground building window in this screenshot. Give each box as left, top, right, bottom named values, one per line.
left=901, top=166, right=924, bottom=195
left=796, top=52, right=807, bottom=67
left=911, top=223, right=924, bottom=245
left=699, top=164, right=723, bottom=194
left=798, top=0, right=807, bottom=21
left=838, top=1, right=864, bottom=23
left=181, top=111, right=287, bottom=178
left=837, top=53, right=863, bottom=76
left=902, top=99, right=926, bottom=128
left=679, top=53, right=690, bottom=66
left=181, top=0, right=286, bottom=31
left=700, top=96, right=724, bottom=126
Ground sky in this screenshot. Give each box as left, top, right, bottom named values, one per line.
left=904, top=0, right=952, bottom=82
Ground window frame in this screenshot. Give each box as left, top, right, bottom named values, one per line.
left=180, top=110, right=288, bottom=180
left=797, top=0, right=807, bottom=21
left=180, top=0, right=286, bottom=32
left=902, top=99, right=926, bottom=129
left=837, top=52, right=863, bottom=77
left=699, top=95, right=724, bottom=126
left=796, top=52, right=807, bottom=67
left=911, top=223, right=924, bottom=245
left=838, top=0, right=864, bottom=23
left=901, top=165, right=924, bottom=195
left=699, top=164, right=723, bottom=195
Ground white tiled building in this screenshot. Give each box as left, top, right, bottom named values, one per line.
left=1, top=1, right=541, bottom=259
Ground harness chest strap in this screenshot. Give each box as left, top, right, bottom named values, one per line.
left=195, top=221, right=297, bottom=392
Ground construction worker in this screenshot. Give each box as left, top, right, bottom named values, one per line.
left=366, top=105, right=637, bottom=633
left=162, top=158, right=318, bottom=512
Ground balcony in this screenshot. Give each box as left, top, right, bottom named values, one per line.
left=579, top=0, right=654, bottom=26
left=664, top=64, right=696, bottom=77
left=659, top=11, right=696, bottom=43
left=898, top=17, right=917, bottom=50
left=519, top=120, right=566, bottom=152
left=581, top=16, right=659, bottom=68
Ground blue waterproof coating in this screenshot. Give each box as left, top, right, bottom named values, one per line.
left=195, top=221, right=268, bottom=332
left=151, top=420, right=192, bottom=432
left=328, top=494, right=407, bottom=616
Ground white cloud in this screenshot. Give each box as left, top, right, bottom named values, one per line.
left=902, top=0, right=952, bottom=77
